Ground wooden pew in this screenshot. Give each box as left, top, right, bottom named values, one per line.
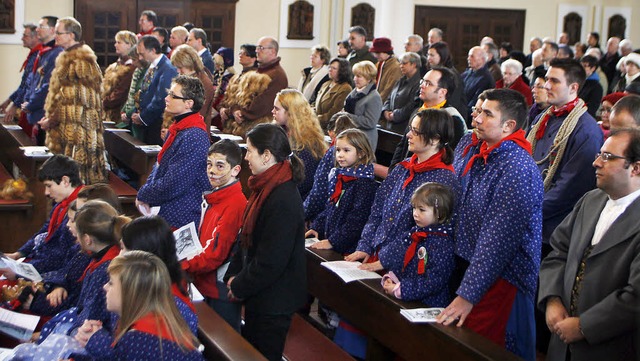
left=306, top=248, right=522, bottom=361
left=0, top=163, right=34, bottom=252
left=193, top=301, right=267, bottom=361
left=283, top=313, right=353, bottom=361
left=103, top=129, right=159, bottom=186
left=0, top=124, right=51, bottom=251
left=376, top=126, right=403, bottom=167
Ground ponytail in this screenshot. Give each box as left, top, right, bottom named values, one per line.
left=289, top=154, right=305, bottom=184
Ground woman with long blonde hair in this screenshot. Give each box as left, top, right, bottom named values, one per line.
left=106, top=251, right=203, bottom=360
left=272, top=89, right=327, bottom=200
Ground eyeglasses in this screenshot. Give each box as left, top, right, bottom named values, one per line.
left=595, top=152, right=627, bottom=162
left=55, top=31, right=71, bottom=36
left=167, top=91, right=190, bottom=100
left=409, top=127, right=424, bottom=136
left=37, top=25, right=51, bottom=29
left=256, top=45, right=274, bottom=51
left=419, top=79, right=438, bottom=88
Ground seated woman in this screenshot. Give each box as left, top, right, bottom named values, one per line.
left=103, top=31, right=137, bottom=127
left=273, top=89, right=327, bottom=201
left=314, top=58, right=353, bottom=131
left=344, top=61, right=383, bottom=149
left=496, top=59, right=532, bottom=106
left=297, top=45, right=331, bottom=104
left=381, top=52, right=422, bottom=128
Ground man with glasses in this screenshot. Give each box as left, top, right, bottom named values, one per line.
left=539, top=127, right=640, bottom=360
left=39, top=16, right=108, bottom=184
left=230, top=36, right=287, bottom=126
left=133, top=35, right=178, bottom=145
left=137, top=75, right=210, bottom=229
left=137, top=10, right=157, bottom=38
left=20, top=16, right=62, bottom=145
left=390, top=67, right=467, bottom=168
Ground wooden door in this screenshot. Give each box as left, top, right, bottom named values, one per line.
left=414, top=6, right=525, bottom=72
left=190, top=1, right=236, bottom=53
left=136, top=0, right=189, bottom=30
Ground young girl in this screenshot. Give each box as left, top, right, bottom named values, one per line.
left=306, top=129, right=379, bottom=254
left=379, top=182, right=455, bottom=307
left=104, top=251, right=203, bottom=360
left=304, top=114, right=356, bottom=223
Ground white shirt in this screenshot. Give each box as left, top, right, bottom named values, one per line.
left=591, top=188, right=640, bottom=245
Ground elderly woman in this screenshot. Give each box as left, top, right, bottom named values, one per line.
left=314, top=57, right=352, bottom=130
left=103, top=30, right=137, bottom=127
left=171, top=44, right=215, bottom=130
left=370, top=37, right=402, bottom=103
left=496, top=59, right=532, bottom=106
left=614, top=53, right=640, bottom=92
left=298, top=45, right=331, bottom=103
left=381, top=52, right=421, bottom=126
left=343, top=60, right=382, bottom=149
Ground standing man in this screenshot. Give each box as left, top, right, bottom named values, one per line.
left=134, top=35, right=178, bottom=145
left=461, top=46, right=494, bottom=119
left=346, top=26, right=376, bottom=66
left=137, top=10, right=157, bottom=38
left=231, top=36, right=287, bottom=126
left=188, top=27, right=215, bottom=74
left=20, top=16, right=62, bottom=145
left=439, top=89, right=543, bottom=361
left=40, top=17, right=107, bottom=185
left=0, top=23, right=42, bottom=135
left=539, top=128, right=640, bottom=361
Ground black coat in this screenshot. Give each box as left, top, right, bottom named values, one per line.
left=578, top=78, right=603, bottom=118
left=225, top=180, right=307, bottom=315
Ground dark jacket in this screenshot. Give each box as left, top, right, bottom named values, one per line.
left=579, top=76, right=604, bottom=118
left=382, top=71, right=421, bottom=126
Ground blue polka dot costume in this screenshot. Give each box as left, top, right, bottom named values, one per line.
left=453, top=132, right=480, bottom=177
left=378, top=224, right=454, bottom=307
left=296, top=147, right=322, bottom=202
left=137, top=127, right=211, bottom=229
left=38, top=246, right=119, bottom=343
left=311, top=164, right=379, bottom=254
left=110, top=329, right=204, bottom=361
left=304, top=146, right=335, bottom=222
left=356, top=160, right=459, bottom=264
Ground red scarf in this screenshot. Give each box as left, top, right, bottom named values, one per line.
left=462, top=129, right=531, bottom=176
left=398, top=149, right=454, bottom=189
left=172, top=283, right=195, bottom=313
left=21, top=44, right=44, bottom=73
left=241, top=161, right=292, bottom=247
left=32, top=45, right=54, bottom=73
left=157, top=113, right=207, bottom=163
left=46, top=185, right=83, bottom=242
left=534, top=97, right=580, bottom=140
left=130, top=312, right=176, bottom=343
left=330, top=174, right=357, bottom=204
left=78, top=245, right=120, bottom=282
left=462, top=131, right=480, bottom=157
left=402, top=231, right=446, bottom=274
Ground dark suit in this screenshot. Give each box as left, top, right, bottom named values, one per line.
left=137, top=54, right=177, bottom=145
left=200, top=48, right=215, bottom=74
left=538, top=189, right=640, bottom=361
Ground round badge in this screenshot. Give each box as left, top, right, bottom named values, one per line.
left=417, top=247, right=426, bottom=259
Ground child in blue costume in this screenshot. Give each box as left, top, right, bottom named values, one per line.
left=306, top=129, right=379, bottom=254
left=380, top=182, right=455, bottom=307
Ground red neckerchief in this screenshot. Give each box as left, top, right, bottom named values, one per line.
left=462, top=129, right=531, bottom=176
left=535, top=97, right=580, bottom=140
left=78, top=245, right=119, bottom=282
left=172, top=283, right=195, bottom=313
left=402, top=231, right=447, bottom=274
left=398, top=149, right=454, bottom=189
left=376, top=60, right=384, bottom=85
left=241, top=161, right=292, bottom=247
left=329, top=138, right=336, bottom=147
left=32, top=45, right=55, bottom=73
left=130, top=312, right=176, bottom=342
left=21, top=44, right=44, bottom=73
left=45, top=185, right=83, bottom=242
left=330, top=174, right=357, bottom=204
left=157, top=113, right=207, bottom=163
left=462, top=131, right=479, bottom=157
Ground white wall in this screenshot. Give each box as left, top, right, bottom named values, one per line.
left=1, top=0, right=638, bottom=100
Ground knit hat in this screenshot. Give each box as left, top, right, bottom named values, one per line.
left=624, top=52, right=640, bottom=68
left=216, top=47, right=234, bottom=67
left=602, top=92, right=626, bottom=105
left=369, top=37, right=393, bottom=53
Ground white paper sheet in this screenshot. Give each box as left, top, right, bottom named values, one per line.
left=320, top=260, right=382, bottom=283
left=400, top=308, right=444, bottom=323
left=174, top=222, right=203, bottom=261
left=0, top=308, right=40, bottom=340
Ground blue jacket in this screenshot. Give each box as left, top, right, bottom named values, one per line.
left=200, top=48, right=215, bottom=74
left=304, top=146, right=335, bottom=222
left=9, top=48, right=40, bottom=106
left=461, top=65, right=494, bottom=116
left=138, top=55, right=178, bottom=127
left=296, top=148, right=321, bottom=202
left=23, top=41, right=63, bottom=124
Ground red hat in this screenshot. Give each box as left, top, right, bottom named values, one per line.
left=602, top=92, right=626, bottom=105
left=369, top=37, right=393, bottom=53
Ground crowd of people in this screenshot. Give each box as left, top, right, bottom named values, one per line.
left=0, top=9, right=639, bottom=361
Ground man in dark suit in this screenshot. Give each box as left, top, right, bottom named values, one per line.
left=187, top=27, right=215, bottom=74
left=133, top=35, right=178, bottom=145
left=539, top=128, right=640, bottom=360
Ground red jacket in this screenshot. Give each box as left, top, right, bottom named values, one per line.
left=496, top=76, right=533, bottom=106
left=182, top=181, right=247, bottom=299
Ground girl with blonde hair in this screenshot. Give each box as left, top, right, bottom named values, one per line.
left=272, top=89, right=327, bottom=200
left=103, top=30, right=137, bottom=126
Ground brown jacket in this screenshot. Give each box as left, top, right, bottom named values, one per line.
left=314, top=81, right=352, bottom=130
left=376, top=56, right=402, bottom=104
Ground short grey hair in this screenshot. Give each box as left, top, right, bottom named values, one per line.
left=407, top=34, right=423, bottom=46
left=501, top=59, right=523, bottom=74
left=401, top=52, right=422, bottom=68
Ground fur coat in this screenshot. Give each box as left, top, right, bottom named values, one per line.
left=223, top=71, right=273, bottom=138
left=102, top=58, right=136, bottom=124
left=44, top=43, right=108, bottom=184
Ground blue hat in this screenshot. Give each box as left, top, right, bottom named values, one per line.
left=216, top=47, right=234, bottom=67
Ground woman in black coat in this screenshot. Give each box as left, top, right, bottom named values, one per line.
left=225, top=123, right=307, bottom=361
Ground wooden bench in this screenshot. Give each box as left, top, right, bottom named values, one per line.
left=376, top=126, right=403, bottom=167
left=306, top=248, right=522, bottom=361
left=283, top=313, right=353, bottom=361
left=103, top=129, right=159, bottom=187
left=193, top=301, right=267, bottom=361
left=0, top=163, right=33, bottom=213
